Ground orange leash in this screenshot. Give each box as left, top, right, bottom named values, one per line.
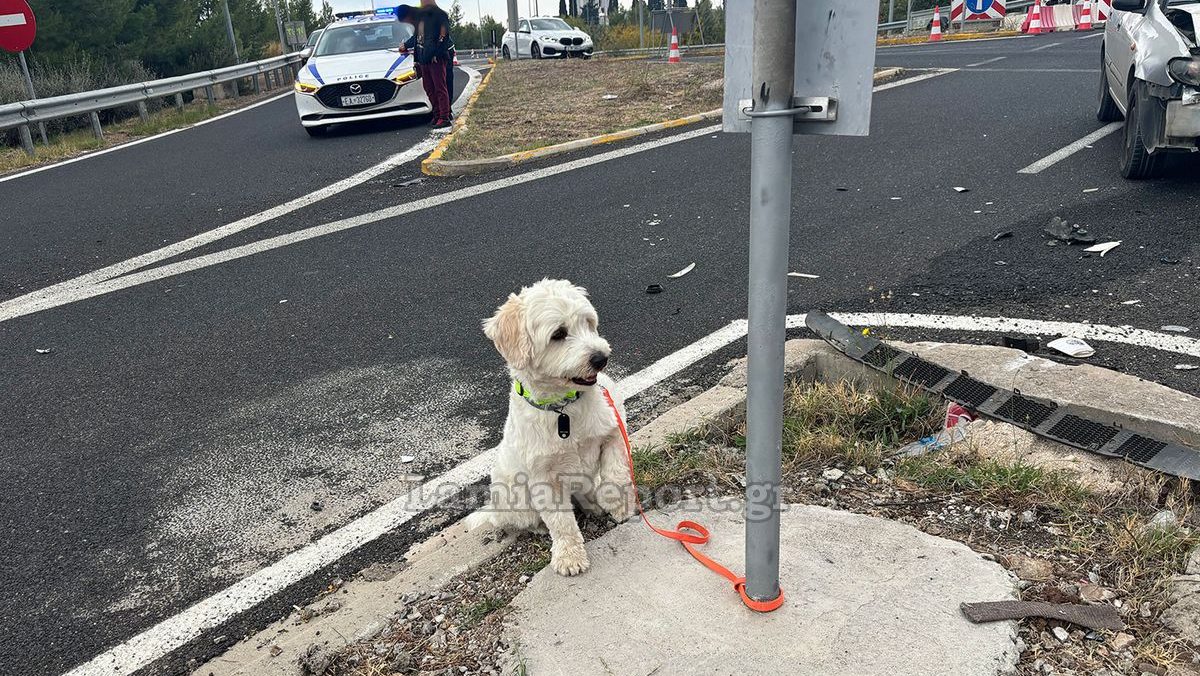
left=601, top=387, right=784, bottom=612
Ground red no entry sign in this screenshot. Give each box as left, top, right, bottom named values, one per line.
left=0, top=0, right=36, bottom=53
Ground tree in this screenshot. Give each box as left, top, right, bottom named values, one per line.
left=559, top=0, right=568, bottom=16
left=480, top=15, right=506, bottom=46
left=671, top=0, right=687, bottom=6
left=318, top=2, right=334, bottom=28
left=647, top=0, right=664, bottom=11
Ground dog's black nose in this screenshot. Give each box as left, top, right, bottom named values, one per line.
left=589, top=353, right=609, bottom=371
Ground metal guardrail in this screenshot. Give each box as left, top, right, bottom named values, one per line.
left=1, top=53, right=303, bottom=156
left=594, top=42, right=725, bottom=57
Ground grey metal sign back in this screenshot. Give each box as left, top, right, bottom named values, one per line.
left=723, top=0, right=877, bottom=135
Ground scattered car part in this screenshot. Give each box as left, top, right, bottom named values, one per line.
left=960, top=601, right=1124, bottom=631
left=1047, top=337, right=1096, bottom=358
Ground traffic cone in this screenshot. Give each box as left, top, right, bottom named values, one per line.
left=1077, top=0, right=1093, bottom=30
left=929, top=6, right=942, bottom=42
left=1027, top=0, right=1044, bottom=33
left=668, top=27, right=681, bottom=63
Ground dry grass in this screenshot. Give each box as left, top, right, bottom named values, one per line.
left=441, top=59, right=724, bottom=161
left=876, top=29, right=1021, bottom=46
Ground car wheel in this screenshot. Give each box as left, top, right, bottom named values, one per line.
left=1097, top=53, right=1122, bottom=122
left=532, top=43, right=541, bottom=59
left=502, top=45, right=511, bottom=60
left=1119, top=82, right=1162, bottom=180
left=304, top=125, right=325, bottom=137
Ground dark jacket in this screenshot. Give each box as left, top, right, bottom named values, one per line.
left=411, top=6, right=451, bottom=65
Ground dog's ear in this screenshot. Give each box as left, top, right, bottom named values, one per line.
left=483, top=293, right=532, bottom=370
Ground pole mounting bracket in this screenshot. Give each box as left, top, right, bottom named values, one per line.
left=738, top=96, right=838, bottom=126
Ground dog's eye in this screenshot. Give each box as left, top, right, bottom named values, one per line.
left=551, top=327, right=568, bottom=341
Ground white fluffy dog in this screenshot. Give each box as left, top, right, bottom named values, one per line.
left=465, top=279, right=635, bottom=576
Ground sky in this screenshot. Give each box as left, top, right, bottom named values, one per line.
left=316, top=0, right=720, bottom=30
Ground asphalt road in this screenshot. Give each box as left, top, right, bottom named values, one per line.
left=1, top=35, right=1198, bottom=674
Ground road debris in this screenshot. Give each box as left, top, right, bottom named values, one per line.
left=1120, top=299, right=1141, bottom=305
left=35, top=348, right=51, bottom=354
left=601, top=94, right=618, bottom=100
left=894, top=426, right=968, bottom=457
left=1083, top=241, right=1121, bottom=257
left=1162, top=325, right=1190, bottom=333
left=1001, top=336, right=1039, bottom=353
left=953, top=186, right=969, bottom=193
left=959, top=600, right=1124, bottom=631
left=787, top=272, right=820, bottom=279
left=645, top=284, right=663, bottom=294
left=1161, top=257, right=1181, bottom=265
left=1047, top=337, right=1095, bottom=358
left=1043, top=216, right=1097, bottom=245
left=1082, top=187, right=1099, bottom=193
left=667, top=263, right=695, bottom=279
left=394, top=177, right=425, bottom=188
left=310, top=500, right=324, bottom=512
left=400, top=455, right=415, bottom=463
left=994, top=260, right=1008, bottom=266
left=1176, top=364, right=1200, bottom=371
left=835, top=187, right=849, bottom=191
left=993, top=231, right=1013, bottom=241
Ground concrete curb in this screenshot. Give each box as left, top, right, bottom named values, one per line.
left=419, top=63, right=496, bottom=176
left=421, top=67, right=906, bottom=178
left=422, top=108, right=723, bottom=177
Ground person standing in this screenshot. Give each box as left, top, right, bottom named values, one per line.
left=411, top=0, right=452, bottom=128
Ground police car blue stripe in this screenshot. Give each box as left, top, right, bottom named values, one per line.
left=307, top=63, right=325, bottom=85
left=383, top=53, right=409, bottom=79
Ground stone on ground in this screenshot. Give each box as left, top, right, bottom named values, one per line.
left=510, top=502, right=1019, bottom=676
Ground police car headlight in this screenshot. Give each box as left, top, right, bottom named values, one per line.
left=390, top=69, right=418, bottom=84
left=295, top=81, right=319, bottom=94
left=1169, top=57, right=1200, bottom=87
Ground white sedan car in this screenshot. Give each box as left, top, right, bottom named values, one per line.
left=294, top=13, right=429, bottom=136
left=1100, top=0, right=1200, bottom=177
left=502, top=17, right=593, bottom=60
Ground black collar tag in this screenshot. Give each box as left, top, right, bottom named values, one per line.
left=557, top=412, right=571, bottom=439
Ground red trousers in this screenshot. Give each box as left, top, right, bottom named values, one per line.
left=418, top=60, right=451, bottom=121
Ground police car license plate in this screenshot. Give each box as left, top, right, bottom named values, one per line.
left=341, top=93, right=376, bottom=106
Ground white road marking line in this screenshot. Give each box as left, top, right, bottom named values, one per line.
left=5, top=72, right=944, bottom=325
left=62, top=308, right=1200, bottom=675
left=1017, top=122, right=1123, bottom=174
left=0, top=67, right=485, bottom=320
left=0, top=12, right=27, bottom=26
left=965, top=67, right=1099, bottom=72
left=0, top=66, right=480, bottom=188
left=0, top=93, right=292, bottom=186
left=966, top=56, right=1007, bottom=67
left=872, top=67, right=958, bottom=92
left=1029, top=41, right=1063, bottom=52
left=0, top=139, right=439, bottom=319
left=1077, top=32, right=1105, bottom=39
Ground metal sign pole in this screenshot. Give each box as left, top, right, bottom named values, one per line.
left=743, top=0, right=795, bottom=604
left=271, top=0, right=288, bottom=50
left=507, top=0, right=520, bottom=59
left=638, top=0, right=644, bottom=49
left=16, top=49, right=46, bottom=145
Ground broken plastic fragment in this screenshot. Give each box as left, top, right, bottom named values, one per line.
left=35, top=348, right=51, bottom=354
left=400, top=455, right=416, bottom=463
left=667, top=262, right=696, bottom=279
left=1176, top=364, right=1200, bottom=371
left=994, top=231, right=1013, bottom=241
left=601, top=94, right=618, bottom=100
left=895, top=426, right=968, bottom=458
left=953, top=186, right=969, bottom=193
left=1082, top=187, right=1099, bottom=193
left=1083, top=241, right=1121, bottom=257
left=645, top=284, right=664, bottom=294
left=1048, top=336, right=1095, bottom=358
left=1120, top=300, right=1141, bottom=305
left=787, top=272, right=820, bottom=279
left=1161, top=326, right=1190, bottom=333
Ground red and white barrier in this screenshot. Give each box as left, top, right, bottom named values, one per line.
left=1077, top=0, right=1093, bottom=30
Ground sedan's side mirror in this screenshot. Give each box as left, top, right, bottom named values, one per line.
left=299, top=47, right=313, bottom=62
left=1111, top=0, right=1146, bottom=11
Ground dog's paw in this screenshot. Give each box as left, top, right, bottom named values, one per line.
left=463, top=510, right=492, bottom=532
left=550, top=543, right=590, bottom=576
left=598, top=488, right=635, bottom=524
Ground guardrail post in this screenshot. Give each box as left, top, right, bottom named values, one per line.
left=265, top=69, right=274, bottom=90
left=205, top=85, right=216, bottom=107
left=18, top=124, right=35, bottom=157
left=252, top=72, right=261, bottom=95
left=89, top=112, right=104, bottom=140
left=174, top=93, right=184, bottom=110
left=137, top=101, right=150, bottom=123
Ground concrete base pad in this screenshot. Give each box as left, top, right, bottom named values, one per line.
left=511, top=502, right=1019, bottom=676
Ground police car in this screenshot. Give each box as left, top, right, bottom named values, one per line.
left=294, top=11, right=430, bottom=136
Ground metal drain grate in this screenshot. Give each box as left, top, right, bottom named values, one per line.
left=1047, top=415, right=1120, bottom=449
left=1116, top=435, right=1167, bottom=464
left=863, top=344, right=902, bottom=368
left=892, top=358, right=951, bottom=388
left=943, top=376, right=998, bottom=408
left=995, top=394, right=1058, bottom=428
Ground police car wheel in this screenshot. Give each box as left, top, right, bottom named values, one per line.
left=502, top=45, right=511, bottom=60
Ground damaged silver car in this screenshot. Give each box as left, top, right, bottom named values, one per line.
left=1100, top=0, right=1200, bottom=177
